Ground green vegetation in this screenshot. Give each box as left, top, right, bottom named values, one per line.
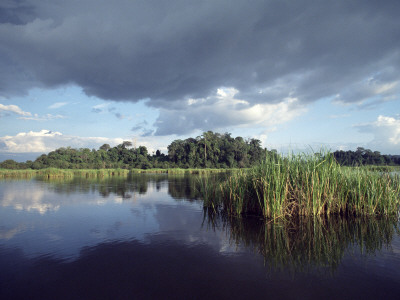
left=1, top=132, right=399, bottom=171
left=1, top=130, right=399, bottom=218
left=202, top=151, right=400, bottom=218
left=129, top=168, right=234, bottom=174
left=0, top=168, right=130, bottom=179
left=0, top=167, right=233, bottom=178
left=0, top=131, right=267, bottom=170
left=333, top=147, right=400, bottom=166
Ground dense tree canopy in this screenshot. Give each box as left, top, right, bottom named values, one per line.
left=167, top=131, right=265, bottom=168
left=2, top=133, right=399, bottom=170
left=0, top=131, right=268, bottom=170
left=333, top=148, right=400, bottom=166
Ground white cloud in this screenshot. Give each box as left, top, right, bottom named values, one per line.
left=355, top=115, right=400, bottom=154
left=0, top=104, right=65, bottom=121
left=48, top=102, right=68, bottom=109
left=0, top=103, right=31, bottom=116
left=18, top=113, right=66, bottom=121
left=91, top=103, right=109, bottom=113
left=0, top=130, right=124, bottom=153
left=155, top=87, right=306, bottom=135
left=370, top=115, right=400, bottom=145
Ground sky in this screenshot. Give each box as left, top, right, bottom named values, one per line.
left=0, top=0, right=399, bottom=162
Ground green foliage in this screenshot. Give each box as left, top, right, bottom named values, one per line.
left=2, top=132, right=398, bottom=171
left=203, top=151, right=400, bottom=219
left=0, top=168, right=130, bottom=179
left=334, top=147, right=400, bottom=166
left=167, top=131, right=266, bottom=168
left=0, top=131, right=267, bottom=170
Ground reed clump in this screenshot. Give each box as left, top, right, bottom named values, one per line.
left=203, top=152, right=400, bottom=218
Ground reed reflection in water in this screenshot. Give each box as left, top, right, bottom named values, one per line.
left=204, top=210, right=399, bottom=273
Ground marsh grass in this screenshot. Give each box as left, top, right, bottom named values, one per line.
left=0, top=168, right=130, bottom=178
left=203, top=152, right=400, bottom=218
left=359, top=165, right=400, bottom=172
left=120, top=168, right=231, bottom=174
left=0, top=167, right=232, bottom=178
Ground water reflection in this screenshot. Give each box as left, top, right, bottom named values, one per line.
left=36, top=173, right=210, bottom=200
left=204, top=210, right=399, bottom=273
left=35, top=174, right=167, bottom=197
left=1, top=175, right=400, bottom=299
left=0, top=180, right=59, bottom=214
left=0, top=175, right=216, bottom=261
left=0, top=174, right=223, bottom=215
left=36, top=173, right=224, bottom=201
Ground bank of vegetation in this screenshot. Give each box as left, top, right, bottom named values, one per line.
left=201, top=152, right=400, bottom=219
left=0, top=168, right=131, bottom=179
left=1, top=131, right=399, bottom=218
left=0, top=131, right=266, bottom=170
left=333, top=147, right=400, bottom=166
left=0, top=167, right=235, bottom=179
left=1, top=131, right=399, bottom=171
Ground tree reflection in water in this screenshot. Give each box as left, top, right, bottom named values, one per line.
left=36, top=173, right=228, bottom=201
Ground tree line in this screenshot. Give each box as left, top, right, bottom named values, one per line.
left=1, top=133, right=399, bottom=170
left=0, top=131, right=269, bottom=170
left=333, top=147, right=400, bottom=166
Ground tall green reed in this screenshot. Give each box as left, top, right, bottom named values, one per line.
left=203, top=151, right=400, bottom=218
left=0, top=168, right=130, bottom=178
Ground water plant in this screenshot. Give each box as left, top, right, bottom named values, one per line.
left=203, top=151, right=400, bottom=218
left=0, top=168, right=130, bottom=178
left=0, top=167, right=232, bottom=179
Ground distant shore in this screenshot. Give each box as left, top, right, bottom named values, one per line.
left=0, top=167, right=233, bottom=178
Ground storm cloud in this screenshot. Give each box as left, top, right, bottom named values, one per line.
left=1, top=0, right=399, bottom=135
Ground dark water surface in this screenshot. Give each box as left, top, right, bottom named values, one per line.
left=1, top=174, right=399, bottom=299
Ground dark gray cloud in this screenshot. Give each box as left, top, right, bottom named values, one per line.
left=0, top=0, right=35, bottom=25
left=91, top=104, right=125, bottom=119
left=131, top=120, right=154, bottom=136
left=141, top=129, right=154, bottom=137
left=1, top=0, right=399, bottom=133
left=131, top=120, right=148, bottom=132
left=114, top=112, right=123, bottom=120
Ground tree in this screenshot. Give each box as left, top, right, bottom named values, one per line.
left=122, top=141, right=132, bottom=149
left=100, top=144, right=111, bottom=151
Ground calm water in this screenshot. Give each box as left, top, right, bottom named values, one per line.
left=0, top=174, right=399, bottom=299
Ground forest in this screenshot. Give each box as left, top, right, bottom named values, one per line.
left=0, top=131, right=267, bottom=170
left=1, top=132, right=399, bottom=170
left=333, top=147, right=400, bottom=166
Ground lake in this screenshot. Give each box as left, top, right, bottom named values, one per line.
left=1, top=174, right=399, bottom=299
